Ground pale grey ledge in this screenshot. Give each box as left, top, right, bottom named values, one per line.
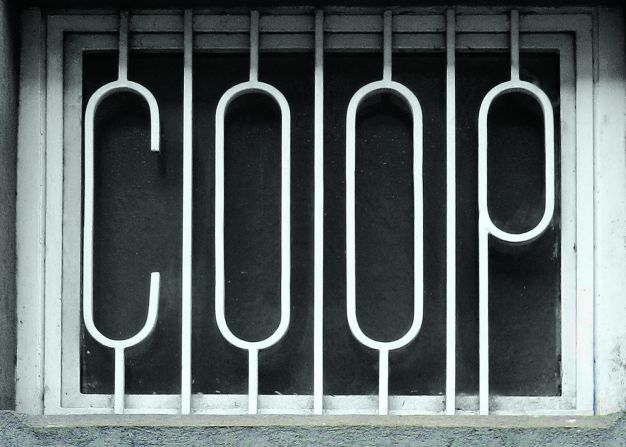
left=22, top=413, right=621, bottom=429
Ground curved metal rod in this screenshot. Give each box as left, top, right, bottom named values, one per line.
left=82, top=10, right=161, bottom=414
left=214, top=80, right=291, bottom=352
left=478, top=81, right=555, bottom=243
left=86, top=82, right=160, bottom=152
left=214, top=78, right=291, bottom=415
left=346, top=80, right=424, bottom=352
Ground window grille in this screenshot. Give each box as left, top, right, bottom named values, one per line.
left=15, top=6, right=597, bottom=416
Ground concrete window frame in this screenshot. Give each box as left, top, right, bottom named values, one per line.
left=13, top=6, right=626, bottom=417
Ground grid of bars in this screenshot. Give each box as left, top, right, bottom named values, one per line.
left=65, top=7, right=592, bottom=416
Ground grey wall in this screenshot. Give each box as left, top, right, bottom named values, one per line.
left=0, top=413, right=626, bottom=446
left=0, top=0, right=17, bottom=410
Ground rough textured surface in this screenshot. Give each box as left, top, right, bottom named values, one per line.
left=0, top=0, right=17, bottom=411
left=0, top=412, right=625, bottom=446
left=17, top=0, right=626, bottom=8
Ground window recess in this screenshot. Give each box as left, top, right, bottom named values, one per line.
left=16, top=7, right=596, bottom=416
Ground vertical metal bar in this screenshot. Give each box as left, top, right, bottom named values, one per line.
left=379, top=349, right=389, bottom=415
left=381, top=10, right=391, bottom=416
left=510, top=10, right=520, bottom=81
left=118, top=11, right=128, bottom=80
left=445, top=8, right=457, bottom=417
left=181, top=8, right=193, bottom=415
left=249, top=349, right=259, bottom=414
left=114, top=347, right=125, bottom=414
left=249, top=11, right=259, bottom=82
left=383, top=10, right=392, bottom=81
left=313, top=9, right=325, bottom=416
left=478, top=230, right=489, bottom=415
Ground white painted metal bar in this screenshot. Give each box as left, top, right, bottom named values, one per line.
left=82, top=11, right=162, bottom=414
left=445, top=8, right=456, bottom=417
left=249, top=10, right=259, bottom=82
left=382, top=11, right=392, bottom=81
left=510, top=10, right=520, bottom=81
left=90, top=31, right=445, bottom=52
left=181, top=9, right=193, bottom=416
left=378, top=349, right=389, bottom=415
left=345, top=10, right=424, bottom=415
left=313, top=9, right=325, bottom=416
left=63, top=36, right=95, bottom=410
left=477, top=9, right=556, bottom=415
left=249, top=349, right=259, bottom=414
left=214, top=10, right=291, bottom=415
left=118, top=11, right=129, bottom=80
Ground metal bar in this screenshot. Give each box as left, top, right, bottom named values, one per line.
left=249, top=349, right=259, bottom=414
left=550, top=34, right=577, bottom=406
left=383, top=10, right=392, bottom=81
left=63, top=36, right=89, bottom=409
left=345, top=10, right=424, bottom=416
left=114, top=348, right=125, bottom=414
left=510, top=10, right=520, bottom=80
left=118, top=11, right=128, bottom=80
left=313, top=9, right=325, bottom=416
left=445, top=8, right=456, bottom=417
left=181, top=8, right=193, bottom=416
left=478, top=230, right=489, bottom=415
left=214, top=9, right=292, bottom=415
left=379, top=349, right=389, bottom=415
left=48, top=393, right=590, bottom=416
left=250, top=10, right=259, bottom=81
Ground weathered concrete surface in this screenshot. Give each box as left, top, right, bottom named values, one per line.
left=0, top=412, right=625, bottom=446
left=20, top=413, right=622, bottom=429
left=0, top=0, right=17, bottom=410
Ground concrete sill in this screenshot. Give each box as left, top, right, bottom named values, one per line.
left=21, top=413, right=622, bottom=429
